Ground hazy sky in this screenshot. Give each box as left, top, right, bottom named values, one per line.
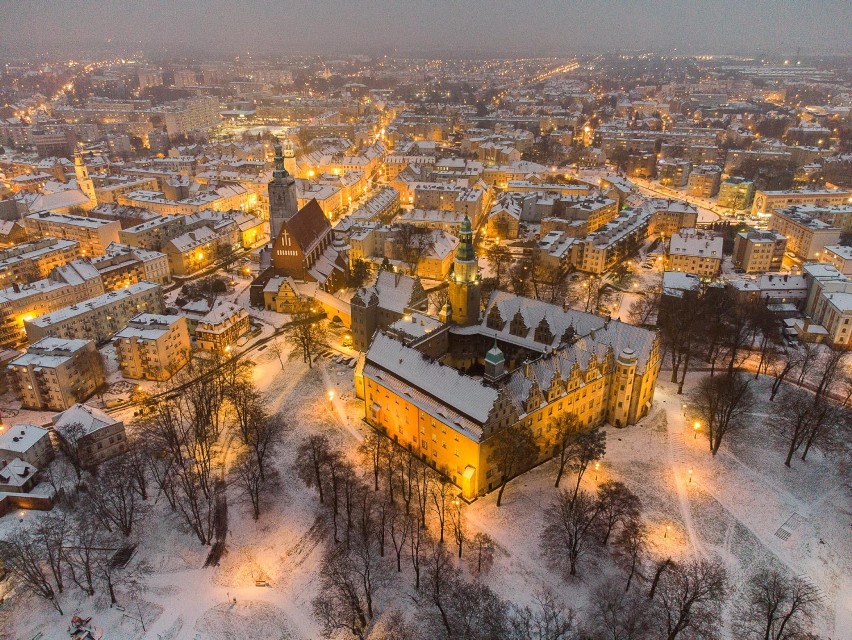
left=1, top=0, right=850, bottom=57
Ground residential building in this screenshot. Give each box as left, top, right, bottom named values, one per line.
left=114, top=314, right=191, bottom=381
left=194, top=300, right=250, bottom=352
left=0, top=238, right=81, bottom=287
left=23, top=212, right=121, bottom=256
left=822, top=246, right=852, bottom=276
left=0, top=424, right=54, bottom=469
left=7, top=338, right=105, bottom=411
left=666, top=229, right=723, bottom=277
left=658, top=159, right=691, bottom=188
left=686, top=165, right=722, bottom=198
left=90, top=242, right=171, bottom=287
left=52, top=404, right=127, bottom=469
left=24, top=281, right=164, bottom=344
left=752, top=188, right=852, bottom=216
left=732, top=230, right=787, bottom=273
left=718, top=177, right=755, bottom=211
left=768, top=206, right=841, bottom=260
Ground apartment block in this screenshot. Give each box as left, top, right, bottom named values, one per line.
left=686, top=165, right=722, bottom=198
left=7, top=338, right=105, bottom=411
left=768, top=206, right=842, bottom=260
left=666, top=228, right=723, bottom=277
left=0, top=424, right=54, bottom=469
left=733, top=230, right=787, bottom=273
left=114, top=314, right=191, bottom=381
left=24, top=212, right=121, bottom=256
left=24, top=281, right=164, bottom=344
left=752, top=188, right=852, bottom=216
left=0, top=238, right=80, bottom=287
left=718, top=177, right=755, bottom=211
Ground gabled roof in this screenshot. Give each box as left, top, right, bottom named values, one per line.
left=280, top=199, right=331, bottom=256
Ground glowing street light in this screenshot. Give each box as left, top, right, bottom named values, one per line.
left=594, top=462, right=600, bottom=481
left=688, top=468, right=693, bottom=483
left=664, top=525, right=670, bottom=539
left=328, top=390, right=335, bottom=405
left=693, top=421, right=701, bottom=439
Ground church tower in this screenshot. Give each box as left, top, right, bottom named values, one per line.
left=74, top=151, right=97, bottom=208
left=268, top=139, right=298, bottom=243
left=282, top=138, right=297, bottom=177
left=447, top=215, right=481, bottom=326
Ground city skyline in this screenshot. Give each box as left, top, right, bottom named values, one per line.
left=1, top=0, right=851, bottom=57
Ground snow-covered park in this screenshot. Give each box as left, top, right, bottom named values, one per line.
left=1, top=334, right=849, bottom=639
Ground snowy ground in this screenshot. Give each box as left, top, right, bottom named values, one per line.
left=1, top=338, right=849, bottom=638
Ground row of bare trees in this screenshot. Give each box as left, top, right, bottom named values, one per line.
left=297, top=432, right=584, bottom=640
left=0, top=486, right=149, bottom=615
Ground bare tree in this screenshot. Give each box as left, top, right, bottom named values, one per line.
left=388, top=500, right=410, bottom=572
left=691, top=373, right=754, bottom=455
left=490, top=423, right=539, bottom=507
left=585, top=581, right=653, bottom=640
left=231, top=449, right=264, bottom=520
left=395, top=223, right=436, bottom=274
left=0, top=528, right=65, bottom=614
left=267, top=337, right=287, bottom=371
left=541, top=489, right=601, bottom=577
left=430, top=477, right=453, bottom=544
left=628, top=289, right=661, bottom=327
left=313, top=545, right=372, bottom=639
left=767, top=347, right=804, bottom=401
left=649, top=558, right=728, bottom=640
left=551, top=413, right=580, bottom=488
left=55, top=420, right=88, bottom=482
left=734, top=569, right=821, bottom=640
left=408, top=509, right=428, bottom=591
left=449, top=497, right=466, bottom=559
left=486, top=244, right=513, bottom=286
left=469, top=532, right=496, bottom=576
left=567, top=427, right=607, bottom=503
left=595, top=481, right=641, bottom=545
left=295, top=434, right=333, bottom=504
left=614, top=519, right=648, bottom=593
left=92, top=455, right=141, bottom=537
left=371, top=609, right=418, bottom=640
left=359, top=431, right=387, bottom=492
left=509, top=588, right=578, bottom=640
left=284, top=308, right=328, bottom=368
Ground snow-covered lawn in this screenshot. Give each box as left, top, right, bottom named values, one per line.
left=2, top=342, right=849, bottom=639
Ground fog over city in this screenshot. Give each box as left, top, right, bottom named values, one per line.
left=1, top=0, right=851, bottom=56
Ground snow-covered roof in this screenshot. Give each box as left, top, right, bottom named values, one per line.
left=365, top=332, right=497, bottom=426
left=53, top=403, right=121, bottom=437
left=0, top=424, right=50, bottom=455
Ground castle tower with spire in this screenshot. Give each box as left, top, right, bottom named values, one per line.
left=446, top=215, right=481, bottom=326
left=268, top=138, right=298, bottom=242
left=74, top=151, right=97, bottom=207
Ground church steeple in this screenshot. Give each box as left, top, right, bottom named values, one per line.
left=268, top=136, right=299, bottom=243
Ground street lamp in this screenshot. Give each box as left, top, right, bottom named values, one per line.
left=328, top=390, right=335, bottom=405
left=664, top=525, right=670, bottom=539
left=688, top=468, right=693, bottom=483
left=594, top=462, right=600, bottom=481
left=693, top=421, right=700, bottom=439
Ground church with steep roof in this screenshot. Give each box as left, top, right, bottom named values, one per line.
left=355, top=216, right=661, bottom=499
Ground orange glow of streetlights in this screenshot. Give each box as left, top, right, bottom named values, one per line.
left=664, top=525, right=670, bottom=539
left=595, top=462, right=600, bottom=480
left=328, top=390, right=335, bottom=404
left=688, top=468, right=693, bottom=483
left=693, top=421, right=701, bottom=439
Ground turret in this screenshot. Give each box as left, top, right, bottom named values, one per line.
left=484, top=339, right=506, bottom=383
left=447, top=215, right=481, bottom=325
left=268, top=137, right=299, bottom=242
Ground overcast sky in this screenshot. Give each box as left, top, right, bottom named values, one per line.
left=1, top=0, right=850, bottom=57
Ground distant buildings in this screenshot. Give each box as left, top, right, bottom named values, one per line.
left=686, top=165, right=721, bottom=198
left=7, top=338, right=105, bottom=411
